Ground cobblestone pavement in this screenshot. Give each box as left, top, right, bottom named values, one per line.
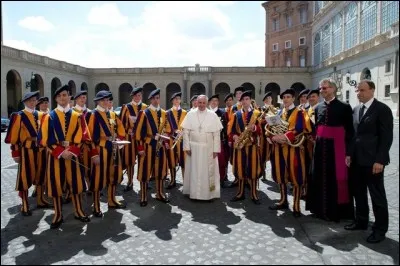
left=1, top=123, right=399, bottom=265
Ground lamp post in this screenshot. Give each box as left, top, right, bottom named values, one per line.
left=331, top=70, right=343, bottom=100
left=345, top=71, right=358, bottom=87
left=25, top=72, right=35, bottom=91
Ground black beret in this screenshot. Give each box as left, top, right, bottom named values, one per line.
left=263, top=91, right=272, bottom=101
left=239, top=90, right=252, bottom=101
left=21, top=91, right=40, bottom=103
left=170, top=92, right=182, bottom=101
left=280, top=88, right=296, bottom=99
left=131, top=87, right=143, bottom=96
left=36, top=96, right=49, bottom=106
left=71, top=90, right=87, bottom=100
left=93, top=90, right=111, bottom=102
left=297, top=89, right=310, bottom=99
left=307, top=88, right=320, bottom=98
left=234, top=86, right=245, bottom=94
left=148, top=88, right=160, bottom=100
left=190, top=95, right=198, bottom=102
left=53, top=85, right=70, bottom=100
left=208, top=94, right=219, bottom=102
left=224, top=93, right=234, bottom=102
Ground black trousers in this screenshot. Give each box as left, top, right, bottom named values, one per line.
left=350, top=162, right=389, bottom=235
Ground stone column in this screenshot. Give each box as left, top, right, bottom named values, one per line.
left=183, top=72, right=188, bottom=103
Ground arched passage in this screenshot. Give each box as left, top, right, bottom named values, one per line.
left=119, top=83, right=133, bottom=107
left=95, top=83, right=110, bottom=94
left=142, top=82, right=157, bottom=104
left=80, top=82, right=88, bottom=91
left=68, top=80, right=76, bottom=97
left=31, top=74, right=44, bottom=97
left=291, top=82, right=306, bottom=105
left=265, top=82, right=281, bottom=105
left=190, top=82, right=206, bottom=99
left=51, top=77, right=62, bottom=109
left=215, top=82, right=231, bottom=107
left=166, top=82, right=181, bottom=109
left=241, top=82, right=256, bottom=99
left=6, top=70, right=22, bottom=116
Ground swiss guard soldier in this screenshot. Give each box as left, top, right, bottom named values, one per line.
left=208, top=94, right=229, bottom=187
left=231, top=86, right=244, bottom=113
left=72, top=90, right=92, bottom=185
left=298, top=89, right=310, bottom=110
left=134, top=88, right=172, bottom=206
left=31, top=96, right=50, bottom=198
left=224, top=93, right=234, bottom=182
left=5, top=91, right=51, bottom=216
left=189, top=95, right=198, bottom=111
left=86, top=91, right=127, bottom=217
left=229, top=90, right=263, bottom=204
left=166, top=91, right=187, bottom=188
left=259, top=91, right=274, bottom=180
left=38, top=85, right=91, bottom=228
left=266, top=88, right=310, bottom=217
left=119, top=87, right=148, bottom=192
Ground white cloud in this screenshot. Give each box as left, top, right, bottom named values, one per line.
left=6, top=2, right=265, bottom=68
left=87, top=3, right=129, bottom=26
left=3, top=40, right=44, bottom=55
left=18, top=16, right=55, bottom=32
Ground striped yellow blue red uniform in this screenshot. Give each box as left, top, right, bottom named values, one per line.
left=229, top=108, right=262, bottom=200
left=166, top=107, right=187, bottom=187
left=5, top=110, right=48, bottom=212
left=119, top=102, right=147, bottom=188
left=266, top=107, right=310, bottom=212
left=86, top=109, right=126, bottom=211
left=302, top=105, right=316, bottom=198
left=134, top=107, right=172, bottom=204
left=38, top=108, right=91, bottom=221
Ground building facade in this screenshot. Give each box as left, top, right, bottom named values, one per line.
left=262, top=1, right=313, bottom=68
left=1, top=46, right=311, bottom=117
left=264, top=1, right=399, bottom=116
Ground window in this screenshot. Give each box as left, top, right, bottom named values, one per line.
left=381, top=1, right=399, bottom=33
left=273, top=43, right=279, bottom=51
left=286, top=57, right=291, bottom=67
left=286, top=14, right=292, bottom=28
left=285, top=40, right=292, bottom=49
left=322, top=23, right=331, bottom=61
left=299, top=37, right=306, bottom=45
left=345, top=90, right=350, bottom=103
left=272, top=18, right=279, bottom=32
left=300, top=7, right=307, bottom=24
left=361, top=1, right=377, bottom=42
left=385, top=60, right=391, bottom=73
left=385, top=85, right=391, bottom=97
left=345, top=3, right=358, bottom=50
left=299, top=55, right=306, bottom=67
left=315, top=1, right=322, bottom=15
left=314, top=33, right=321, bottom=66
left=332, top=13, right=343, bottom=56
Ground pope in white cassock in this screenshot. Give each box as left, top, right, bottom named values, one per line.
left=181, top=95, right=223, bottom=200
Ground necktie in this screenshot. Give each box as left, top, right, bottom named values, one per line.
left=359, top=105, right=365, bottom=122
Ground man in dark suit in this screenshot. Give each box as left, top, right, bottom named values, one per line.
left=344, top=80, right=394, bottom=244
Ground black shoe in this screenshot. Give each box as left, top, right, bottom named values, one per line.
left=293, top=211, right=302, bottom=218
left=268, top=203, right=289, bottom=210
left=74, top=215, right=91, bottom=223
left=62, top=198, right=72, bottom=204
left=50, top=218, right=63, bottom=229
left=344, top=222, right=368, bottom=231
left=252, top=199, right=261, bottom=205
left=300, top=195, right=306, bottom=201
left=156, top=197, right=170, bottom=203
left=124, top=184, right=133, bottom=192
left=366, top=232, right=386, bottom=243
left=166, top=183, right=176, bottom=189
left=108, top=203, right=126, bottom=209
left=228, top=182, right=239, bottom=188
left=140, top=201, right=148, bottom=207
left=93, top=211, right=103, bottom=218
left=21, top=210, right=32, bottom=216
left=230, top=196, right=245, bottom=202
left=37, top=203, right=52, bottom=209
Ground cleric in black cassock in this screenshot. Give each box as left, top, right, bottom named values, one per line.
left=306, top=78, right=354, bottom=222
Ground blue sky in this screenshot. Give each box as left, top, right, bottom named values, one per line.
left=2, top=1, right=266, bottom=68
